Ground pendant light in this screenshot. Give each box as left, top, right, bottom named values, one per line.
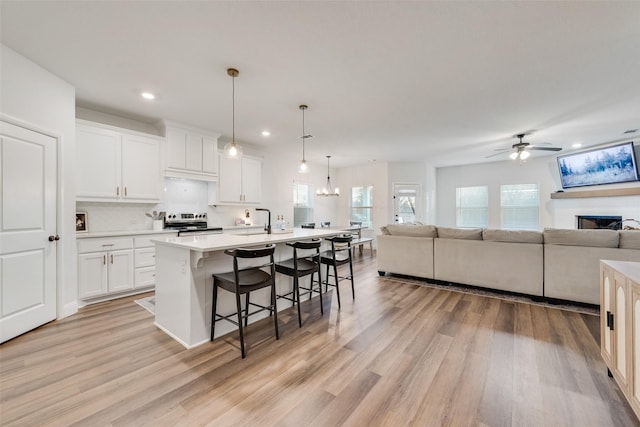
left=316, top=155, right=340, bottom=196
left=223, top=68, right=242, bottom=158
left=298, top=104, right=312, bottom=173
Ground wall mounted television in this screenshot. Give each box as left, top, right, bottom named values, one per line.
left=557, top=141, right=640, bottom=189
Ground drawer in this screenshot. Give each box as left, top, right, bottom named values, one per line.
left=135, top=233, right=176, bottom=248
left=135, top=266, right=156, bottom=288
left=78, top=237, right=133, bottom=253
left=135, top=248, right=156, bottom=268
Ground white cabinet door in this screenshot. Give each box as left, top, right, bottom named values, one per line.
left=0, top=121, right=58, bottom=343
left=202, top=136, right=218, bottom=175
left=218, top=155, right=243, bottom=203
left=77, top=125, right=120, bottom=199
left=78, top=252, right=108, bottom=299
left=122, top=134, right=161, bottom=201
left=165, top=127, right=187, bottom=170
left=185, top=131, right=203, bottom=171
left=107, top=249, right=134, bottom=293
left=242, top=156, right=262, bottom=204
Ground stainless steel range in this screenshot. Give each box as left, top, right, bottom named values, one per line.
left=164, top=213, right=223, bottom=236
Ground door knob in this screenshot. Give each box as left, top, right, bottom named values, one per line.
left=48, top=235, right=60, bottom=242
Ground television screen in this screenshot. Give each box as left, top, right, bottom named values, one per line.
left=557, top=141, right=640, bottom=189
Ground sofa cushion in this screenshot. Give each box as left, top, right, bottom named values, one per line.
left=543, top=228, right=619, bottom=248
left=436, top=227, right=483, bottom=240
left=382, top=224, right=438, bottom=237
left=619, top=231, right=640, bottom=249
left=482, top=229, right=543, bottom=244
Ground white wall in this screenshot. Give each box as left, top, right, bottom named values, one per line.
left=436, top=155, right=640, bottom=229
left=1, top=44, right=77, bottom=317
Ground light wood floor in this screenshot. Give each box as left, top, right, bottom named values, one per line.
left=1, top=253, right=637, bottom=426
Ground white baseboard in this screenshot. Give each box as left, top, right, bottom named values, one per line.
left=60, top=301, right=78, bottom=319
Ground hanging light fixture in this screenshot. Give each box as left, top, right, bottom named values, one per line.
left=223, top=68, right=242, bottom=158
left=298, top=104, right=312, bottom=173
left=316, top=155, right=339, bottom=196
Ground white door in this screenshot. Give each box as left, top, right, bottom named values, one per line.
left=393, top=183, right=421, bottom=224
left=0, top=120, right=57, bottom=343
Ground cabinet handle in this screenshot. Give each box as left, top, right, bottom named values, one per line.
left=125, top=186, right=128, bottom=197
left=607, top=311, right=615, bottom=330
left=110, top=254, right=114, bottom=264
left=102, top=244, right=114, bottom=247
left=103, top=255, right=106, bottom=265
left=117, top=186, right=120, bottom=196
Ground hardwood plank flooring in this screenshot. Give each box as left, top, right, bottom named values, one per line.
left=1, top=253, right=637, bottom=426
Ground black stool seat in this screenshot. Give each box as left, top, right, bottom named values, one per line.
left=214, top=269, right=274, bottom=293
left=275, top=258, right=318, bottom=276
left=211, top=244, right=278, bottom=358
left=320, top=234, right=354, bottom=308
left=275, top=239, right=323, bottom=327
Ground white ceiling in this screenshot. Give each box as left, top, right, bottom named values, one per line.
left=1, top=1, right=639, bottom=168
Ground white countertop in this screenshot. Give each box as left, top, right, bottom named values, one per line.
left=153, top=228, right=346, bottom=252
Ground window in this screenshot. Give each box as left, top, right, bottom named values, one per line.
left=293, top=183, right=313, bottom=226
left=456, top=186, right=488, bottom=228
left=351, top=186, right=373, bottom=227
left=500, top=184, right=539, bottom=230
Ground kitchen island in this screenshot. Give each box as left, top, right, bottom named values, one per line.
left=153, top=228, right=345, bottom=348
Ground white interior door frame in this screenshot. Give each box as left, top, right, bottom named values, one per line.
left=392, top=182, right=422, bottom=224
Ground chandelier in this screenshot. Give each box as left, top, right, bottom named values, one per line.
left=316, top=155, right=339, bottom=196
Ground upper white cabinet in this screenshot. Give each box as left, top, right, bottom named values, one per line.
left=76, top=120, right=162, bottom=202
left=217, top=154, right=262, bottom=204
left=159, top=120, right=220, bottom=181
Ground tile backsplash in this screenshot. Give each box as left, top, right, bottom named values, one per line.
left=76, top=178, right=256, bottom=232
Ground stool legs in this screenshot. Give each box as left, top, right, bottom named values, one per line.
left=236, top=290, right=246, bottom=358
left=211, top=280, right=218, bottom=341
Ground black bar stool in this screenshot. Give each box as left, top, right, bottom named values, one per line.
left=211, top=244, right=278, bottom=358
left=275, top=239, right=323, bottom=327
left=320, top=234, right=354, bottom=308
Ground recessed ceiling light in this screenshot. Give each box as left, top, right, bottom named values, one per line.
left=141, top=92, right=155, bottom=100
left=624, top=129, right=638, bottom=134
left=572, top=143, right=582, bottom=148
left=261, top=130, right=270, bottom=136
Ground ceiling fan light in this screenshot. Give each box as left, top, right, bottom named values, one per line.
left=509, top=152, right=518, bottom=160
left=520, top=150, right=530, bottom=160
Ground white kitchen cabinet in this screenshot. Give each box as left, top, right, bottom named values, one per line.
left=76, top=121, right=162, bottom=202
left=217, top=154, right=262, bottom=204
left=159, top=120, right=220, bottom=181
left=78, top=237, right=134, bottom=299
left=133, top=233, right=176, bottom=288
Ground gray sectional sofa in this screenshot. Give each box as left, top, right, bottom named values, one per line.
left=376, top=224, right=640, bottom=305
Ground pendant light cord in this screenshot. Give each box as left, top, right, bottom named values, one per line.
left=232, top=73, right=235, bottom=144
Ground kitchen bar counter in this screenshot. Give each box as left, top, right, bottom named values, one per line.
left=152, top=228, right=346, bottom=348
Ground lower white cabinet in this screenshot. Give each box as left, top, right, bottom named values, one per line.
left=601, top=260, right=640, bottom=421
left=78, top=237, right=134, bottom=299
left=133, top=233, right=176, bottom=288
left=77, top=233, right=177, bottom=302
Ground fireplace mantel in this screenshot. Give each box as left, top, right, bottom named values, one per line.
left=550, top=187, right=640, bottom=199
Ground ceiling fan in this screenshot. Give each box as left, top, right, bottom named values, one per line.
left=487, top=133, right=562, bottom=160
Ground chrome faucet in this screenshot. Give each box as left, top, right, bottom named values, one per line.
left=256, top=208, right=271, bottom=234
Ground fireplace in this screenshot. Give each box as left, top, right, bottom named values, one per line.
left=577, top=215, right=622, bottom=230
